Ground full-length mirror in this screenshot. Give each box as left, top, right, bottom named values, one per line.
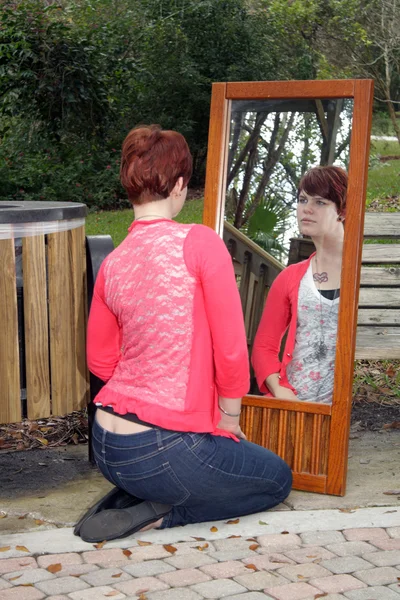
left=225, top=98, right=353, bottom=405
left=203, top=80, right=373, bottom=496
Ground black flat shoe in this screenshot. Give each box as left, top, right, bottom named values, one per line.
left=79, top=501, right=172, bottom=542
left=74, top=487, right=142, bottom=537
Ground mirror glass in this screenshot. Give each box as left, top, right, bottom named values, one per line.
left=224, top=98, right=354, bottom=404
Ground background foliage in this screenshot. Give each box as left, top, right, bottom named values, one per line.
left=1, top=0, right=400, bottom=208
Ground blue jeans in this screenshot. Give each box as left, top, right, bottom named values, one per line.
left=92, top=417, right=292, bottom=528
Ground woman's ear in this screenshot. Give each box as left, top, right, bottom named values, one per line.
left=172, top=177, right=184, bottom=197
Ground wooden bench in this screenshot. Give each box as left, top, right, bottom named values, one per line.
left=288, top=212, right=400, bottom=360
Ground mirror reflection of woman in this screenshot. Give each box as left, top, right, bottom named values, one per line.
left=252, top=166, right=347, bottom=404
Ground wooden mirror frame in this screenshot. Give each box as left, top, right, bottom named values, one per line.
left=203, top=80, right=374, bottom=496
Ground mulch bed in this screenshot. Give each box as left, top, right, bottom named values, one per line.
left=379, top=155, right=400, bottom=161
left=368, top=195, right=400, bottom=211
left=0, top=411, right=88, bottom=453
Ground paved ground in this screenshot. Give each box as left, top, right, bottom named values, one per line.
left=0, top=508, right=399, bottom=599
left=0, top=430, right=399, bottom=599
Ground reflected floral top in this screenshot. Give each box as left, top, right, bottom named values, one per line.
left=286, top=263, right=339, bottom=404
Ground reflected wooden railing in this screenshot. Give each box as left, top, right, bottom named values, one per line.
left=223, top=222, right=284, bottom=355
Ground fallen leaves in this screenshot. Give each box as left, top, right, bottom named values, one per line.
left=339, top=508, right=356, bottom=513
left=383, top=421, right=400, bottom=429
left=383, top=490, right=400, bottom=495
left=36, top=438, right=48, bottom=446
left=258, top=520, right=268, bottom=525
left=0, top=547, right=11, bottom=552
left=0, top=410, right=88, bottom=451
left=226, top=518, right=240, bottom=525
left=8, top=575, right=22, bottom=581
left=249, top=544, right=260, bottom=551
left=122, top=549, right=132, bottom=558
left=46, top=564, right=62, bottom=574
left=191, top=537, right=205, bottom=541
left=16, top=546, right=30, bottom=553
left=245, top=564, right=258, bottom=571
left=137, top=541, right=152, bottom=546
left=195, top=543, right=209, bottom=551
left=94, top=541, right=107, bottom=549
left=104, top=592, right=120, bottom=597
left=163, top=544, right=177, bottom=554
left=210, top=526, right=218, bottom=532
left=111, top=573, right=122, bottom=578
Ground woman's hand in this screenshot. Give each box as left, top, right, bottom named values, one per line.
left=217, top=422, right=247, bottom=440
left=273, top=386, right=298, bottom=401
left=217, top=397, right=246, bottom=440
left=266, top=374, right=298, bottom=401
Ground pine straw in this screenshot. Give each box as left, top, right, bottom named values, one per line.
left=367, top=195, right=400, bottom=211
left=353, top=359, right=400, bottom=406
left=0, top=410, right=88, bottom=452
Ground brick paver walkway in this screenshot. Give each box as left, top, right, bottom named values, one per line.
left=0, top=526, right=399, bottom=599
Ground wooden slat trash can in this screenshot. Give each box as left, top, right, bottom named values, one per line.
left=0, top=201, right=89, bottom=424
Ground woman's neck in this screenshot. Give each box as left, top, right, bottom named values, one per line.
left=312, top=234, right=344, bottom=267
left=133, top=198, right=174, bottom=221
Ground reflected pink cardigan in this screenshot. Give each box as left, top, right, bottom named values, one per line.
left=87, top=219, right=249, bottom=438
left=252, top=255, right=314, bottom=395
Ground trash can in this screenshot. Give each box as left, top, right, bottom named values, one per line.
left=0, top=201, right=88, bottom=424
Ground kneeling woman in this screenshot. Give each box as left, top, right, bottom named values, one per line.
left=252, top=165, right=347, bottom=405
left=79, top=125, right=292, bottom=541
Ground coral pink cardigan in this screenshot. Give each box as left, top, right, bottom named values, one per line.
left=252, top=255, right=314, bottom=395
left=87, top=219, right=249, bottom=438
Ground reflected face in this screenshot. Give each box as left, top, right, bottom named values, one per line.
left=297, top=191, right=341, bottom=238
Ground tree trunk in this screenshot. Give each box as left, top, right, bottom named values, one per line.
left=386, top=94, right=400, bottom=145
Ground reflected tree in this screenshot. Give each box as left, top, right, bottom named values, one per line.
left=226, top=99, right=352, bottom=260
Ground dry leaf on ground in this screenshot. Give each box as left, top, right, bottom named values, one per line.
left=163, top=544, right=177, bottom=554
left=195, top=543, right=209, bottom=551
left=137, top=541, right=152, bottom=546
left=46, top=564, right=62, bottom=574
left=226, top=518, right=240, bottom=525
left=249, top=544, right=259, bottom=551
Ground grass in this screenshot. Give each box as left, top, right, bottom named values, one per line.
left=367, top=139, right=400, bottom=204
left=86, top=198, right=204, bottom=246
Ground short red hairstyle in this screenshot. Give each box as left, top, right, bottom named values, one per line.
left=120, top=124, right=193, bottom=204
left=298, top=165, right=348, bottom=217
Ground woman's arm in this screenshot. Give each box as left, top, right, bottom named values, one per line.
left=87, top=262, right=122, bottom=382
left=265, top=374, right=298, bottom=400
left=251, top=269, right=292, bottom=394
left=185, top=225, right=250, bottom=424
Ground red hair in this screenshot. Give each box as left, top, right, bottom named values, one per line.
left=298, top=165, right=348, bottom=217
left=120, top=125, right=193, bottom=204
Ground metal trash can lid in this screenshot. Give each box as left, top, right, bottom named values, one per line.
left=0, top=201, right=87, bottom=224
